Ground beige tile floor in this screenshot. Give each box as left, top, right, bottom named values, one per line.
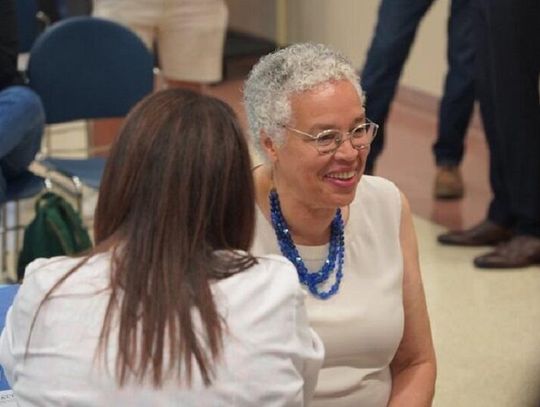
left=416, top=217, right=540, bottom=407
left=2, top=88, right=540, bottom=407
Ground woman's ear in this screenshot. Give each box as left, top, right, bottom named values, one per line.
left=260, top=132, right=279, bottom=163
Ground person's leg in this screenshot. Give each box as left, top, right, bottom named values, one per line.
left=436, top=0, right=513, bottom=246
left=472, top=0, right=515, bottom=229
left=0, top=86, right=45, bottom=203
left=433, top=0, right=475, bottom=168
left=361, top=0, right=433, bottom=173
left=469, top=0, right=540, bottom=267
left=158, top=0, right=228, bottom=91
left=494, top=0, right=540, bottom=238
left=432, top=0, right=476, bottom=198
left=92, top=0, right=158, bottom=49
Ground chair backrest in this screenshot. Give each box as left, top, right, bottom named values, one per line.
left=27, top=16, right=154, bottom=124
left=0, top=285, right=20, bottom=391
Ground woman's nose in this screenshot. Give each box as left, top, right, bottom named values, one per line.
left=333, top=135, right=360, bottom=161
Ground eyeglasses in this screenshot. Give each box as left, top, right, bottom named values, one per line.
left=284, top=119, right=379, bottom=155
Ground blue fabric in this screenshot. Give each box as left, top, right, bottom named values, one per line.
left=432, top=0, right=475, bottom=167
left=28, top=16, right=154, bottom=124
left=0, top=284, right=20, bottom=391
left=0, top=86, right=45, bottom=203
left=5, top=171, right=45, bottom=202
left=361, top=0, right=475, bottom=172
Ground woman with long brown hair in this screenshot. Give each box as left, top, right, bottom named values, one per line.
left=0, top=89, right=323, bottom=406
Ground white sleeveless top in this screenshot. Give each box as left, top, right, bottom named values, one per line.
left=251, top=175, right=404, bottom=406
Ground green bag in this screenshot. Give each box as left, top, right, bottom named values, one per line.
left=17, top=192, right=93, bottom=280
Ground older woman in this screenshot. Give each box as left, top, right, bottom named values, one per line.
left=0, top=89, right=323, bottom=406
left=245, top=43, right=436, bottom=406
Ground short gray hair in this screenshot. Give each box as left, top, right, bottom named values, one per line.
left=243, top=43, right=363, bottom=155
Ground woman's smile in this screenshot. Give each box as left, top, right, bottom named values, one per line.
left=323, top=169, right=358, bottom=188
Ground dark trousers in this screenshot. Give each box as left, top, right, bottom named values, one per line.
left=474, top=0, right=540, bottom=236
left=361, top=0, right=475, bottom=172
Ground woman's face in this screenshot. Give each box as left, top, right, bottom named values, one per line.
left=263, top=79, right=368, bottom=212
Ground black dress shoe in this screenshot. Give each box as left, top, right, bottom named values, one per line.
left=474, top=235, right=540, bottom=269
left=437, top=220, right=513, bottom=246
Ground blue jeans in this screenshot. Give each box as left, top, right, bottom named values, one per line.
left=0, top=86, right=45, bottom=203
left=361, top=0, right=475, bottom=173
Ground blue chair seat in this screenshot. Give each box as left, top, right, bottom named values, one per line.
left=4, top=171, right=45, bottom=203
left=41, top=157, right=105, bottom=190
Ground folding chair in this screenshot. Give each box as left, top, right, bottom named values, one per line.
left=27, top=16, right=154, bottom=212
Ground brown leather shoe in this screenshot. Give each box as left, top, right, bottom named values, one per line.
left=437, top=220, right=513, bottom=246
left=474, top=235, right=540, bottom=269
left=434, top=165, right=464, bottom=199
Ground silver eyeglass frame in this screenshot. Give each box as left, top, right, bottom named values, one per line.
left=283, top=119, right=379, bottom=155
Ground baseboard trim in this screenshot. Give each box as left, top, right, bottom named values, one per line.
left=394, top=85, right=483, bottom=133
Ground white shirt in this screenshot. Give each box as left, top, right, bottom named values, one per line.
left=0, top=252, right=324, bottom=406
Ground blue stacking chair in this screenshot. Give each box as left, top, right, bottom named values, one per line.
left=26, top=16, right=154, bottom=211
left=0, top=284, right=20, bottom=392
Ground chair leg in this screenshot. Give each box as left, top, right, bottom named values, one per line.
left=1, top=203, right=16, bottom=282
left=45, top=127, right=53, bottom=155
left=86, top=121, right=93, bottom=152
left=15, top=201, right=20, bottom=273
left=71, top=176, right=84, bottom=215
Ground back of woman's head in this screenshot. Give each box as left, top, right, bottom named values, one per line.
left=92, top=89, right=256, bottom=387
left=95, top=88, right=254, bottom=252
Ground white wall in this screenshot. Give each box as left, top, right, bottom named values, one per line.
left=227, top=0, right=450, bottom=98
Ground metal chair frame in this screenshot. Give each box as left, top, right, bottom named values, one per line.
left=0, top=173, right=50, bottom=282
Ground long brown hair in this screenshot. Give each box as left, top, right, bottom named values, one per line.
left=30, top=89, right=257, bottom=387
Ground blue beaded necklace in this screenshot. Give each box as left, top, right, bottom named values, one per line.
left=269, top=189, right=344, bottom=300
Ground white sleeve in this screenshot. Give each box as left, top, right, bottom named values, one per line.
left=252, top=257, right=324, bottom=406
left=0, top=258, right=57, bottom=388
left=216, top=256, right=325, bottom=406
left=0, top=274, right=37, bottom=386
left=292, top=287, right=324, bottom=405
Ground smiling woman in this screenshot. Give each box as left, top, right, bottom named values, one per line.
left=244, top=43, right=437, bottom=406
